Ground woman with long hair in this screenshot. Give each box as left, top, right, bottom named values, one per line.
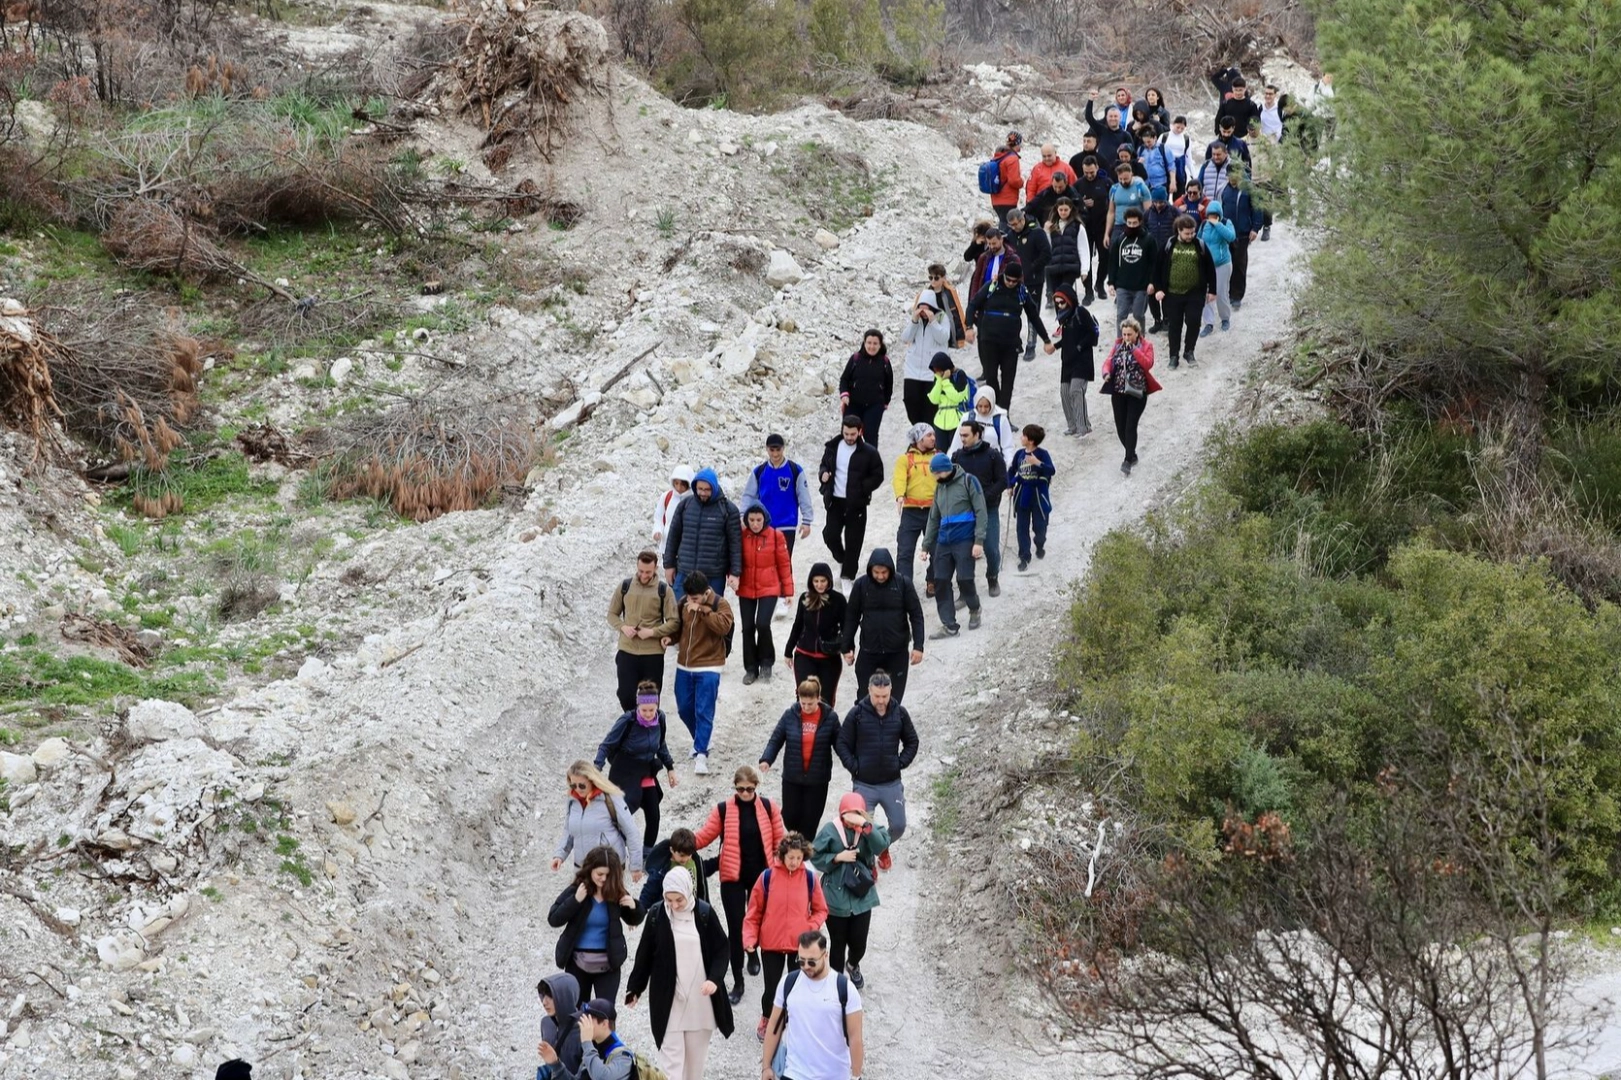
left=837, top=330, right=894, bottom=445
left=625, top=866, right=734, bottom=1080
left=594, top=682, right=678, bottom=860
left=692, top=765, right=786, bottom=1008
left=758, top=676, right=842, bottom=839
left=1142, top=87, right=1171, bottom=134
left=742, top=832, right=828, bottom=1040
left=1097, top=315, right=1162, bottom=476
left=1044, top=196, right=1088, bottom=317
left=551, top=760, right=644, bottom=877
left=811, top=792, right=891, bottom=989
left=783, top=563, right=846, bottom=706
left=547, top=845, right=645, bottom=1002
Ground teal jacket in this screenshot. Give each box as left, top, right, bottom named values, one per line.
left=811, top=819, right=892, bottom=918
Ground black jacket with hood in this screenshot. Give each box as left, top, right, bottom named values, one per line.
left=839, top=548, right=925, bottom=654
left=638, top=841, right=713, bottom=910
left=1052, top=286, right=1100, bottom=383
left=761, top=700, right=843, bottom=786
left=965, top=277, right=1049, bottom=345
left=838, top=347, right=894, bottom=411
left=548, top=882, right=646, bottom=970
left=1067, top=168, right=1113, bottom=225
left=784, top=561, right=848, bottom=659
left=953, top=437, right=1009, bottom=504
left=663, top=467, right=742, bottom=579
left=1005, top=220, right=1051, bottom=286
left=818, top=434, right=886, bottom=508
left=1108, top=225, right=1160, bottom=292
left=836, top=693, right=920, bottom=785
left=537, top=971, right=584, bottom=1076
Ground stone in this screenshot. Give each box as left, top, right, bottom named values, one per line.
left=765, top=250, right=804, bottom=288
left=134, top=629, right=163, bottom=653
left=96, top=935, right=145, bottom=971
left=777, top=317, right=798, bottom=333
left=31, top=737, right=70, bottom=768
left=55, top=907, right=81, bottom=927
left=0, top=751, right=37, bottom=785
left=814, top=228, right=840, bottom=250
left=293, top=363, right=318, bottom=380
left=687, top=129, right=704, bottom=144
left=326, top=800, right=358, bottom=826
left=382, top=1059, right=410, bottom=1080
left=172, top=1044, right=197, bottom=1067
left=126, top=700, right=203, bottom=744
left=398, top=1039, right=422, bottom=1063
left=297, top=657, right=329, bottom=683
left=329, top=356, right=355, bottom=384
left=718, top=140, right=738, bottom=155
left=7, top=1021, right=29, bottom=1049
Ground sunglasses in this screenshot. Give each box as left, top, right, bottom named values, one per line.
left=569, top=782, right=592, bottom=792
left=792, top=955, right=825, bottom=967
left=735, top=785, right=757, bottom=794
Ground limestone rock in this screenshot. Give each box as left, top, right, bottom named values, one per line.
left=814, top=229, right=840, bottom=250
left=126, top=700, right=203, bottom=744
left=327, top=800, right=358, bottom=826
left=31, top=737, right=70, bottom=768
left=0, top=751, right=36, bottom=786
left=765, top=250, right=804, bottom=288
left=329, top=356, right=355, bottom=384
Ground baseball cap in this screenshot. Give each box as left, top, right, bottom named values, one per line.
left=765, top=433, right=785, bottom=448
left=578, top=998, right=616, bottom=1022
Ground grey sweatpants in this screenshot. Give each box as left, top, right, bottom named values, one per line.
left=853, top=779, right=907, bottom=841
left=1202, top=262, right=1233, bottom=326
left=1062, top=377, right=1091, bottom=435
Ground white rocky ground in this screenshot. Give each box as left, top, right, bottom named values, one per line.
left=1, top=12, right=1615, bottom=1079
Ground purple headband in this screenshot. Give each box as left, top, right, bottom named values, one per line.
left=637, top=694, right=659, bottom=706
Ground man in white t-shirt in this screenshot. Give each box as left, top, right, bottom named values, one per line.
left=761, top=930, right=864, bottom=1080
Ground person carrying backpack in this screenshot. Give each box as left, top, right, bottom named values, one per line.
left=1153, top=214, right=1217, bottom=368
left=742, top=833, right=829, bottom=1041
left=594, top=681, right=679, bottom=860
left=608, top=551, right=681, bottom=712
left=741, top=434, right=814, bottom=555
left=692, top=767, right=786, bottom=1008
left=552, top=761, right=645, bottom=877
left=963, top=261, right=1050, bottom=411
left=538, top=998, right=646, bottom=1080
left=759, top=930, right=864, bottom=1080
left=980, top=131, right=1024, bottom=227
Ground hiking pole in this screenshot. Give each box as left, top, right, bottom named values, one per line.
left=1000, top=486, right=1013, bottom=570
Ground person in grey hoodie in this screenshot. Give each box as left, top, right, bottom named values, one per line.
left=535, top=972, right=584, bottom=1080
left=898, top=289, right=952, bottom=428
left=551, top=761, right=645, bottom=876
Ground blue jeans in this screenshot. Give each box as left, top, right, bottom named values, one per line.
left=674, top=669, right=719, bottom=755
left=984, top=505, right=1003, bottom=580
left=1015, top=504, right=1048, bottom=561
left=671, top=574, right=727, bottom=604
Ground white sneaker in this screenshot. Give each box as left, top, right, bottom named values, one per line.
left=693, top=753, right=709, bottom=775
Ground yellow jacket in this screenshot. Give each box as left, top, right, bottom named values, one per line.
left=928, top=372, right=973, bottom=432
left=893, top=447, right=938, bottom=508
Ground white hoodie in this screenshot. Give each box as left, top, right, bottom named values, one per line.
left=948, top=387, right=1016, bottom=468
left=653, top=465, right=694, bottom=550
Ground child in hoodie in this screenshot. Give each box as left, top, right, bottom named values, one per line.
left=540, top=998, right=636, bottom=1080
left=1198, top=202, right=1237, bottom=336
left=926, top=352, right=975, bottom=450
left=536, top=973, right=584, bottom=1080
left=1010, top=425, right=1056, bottom=571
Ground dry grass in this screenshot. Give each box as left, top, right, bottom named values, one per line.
left=0, top=299, right=67, bottom=462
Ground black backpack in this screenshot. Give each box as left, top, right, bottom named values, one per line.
left=621, top=577, right=669, bottom=601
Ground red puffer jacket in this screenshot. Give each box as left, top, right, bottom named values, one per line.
left=737, top=523, right=794, bottom=600
left=693, top=795, right=786, bottom=884
left=742, top=862, right=828, bottom=953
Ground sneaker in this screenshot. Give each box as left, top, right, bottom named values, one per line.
left=694, top=753, right=709, bottom=775
left=1221, top=319, right=1231, bottom=331
left=1121, top=459, right=1133, bottom=476
left=929, top=624, right=960, bottom=639
left=878, top=849, right=893, bottom=871
left=728, top=984, right=746, bottom=1006
left=1017, top=558, right=1029, bottom=572
left=1231, top=299, right=1243, bottom=311
left=756, top=1016, right=768, bottom=1043
left=968, top=608, right=982, bottom=630
left=1184, top=353, right=1197, bottom=366
left=1148, top=322, right=1164, bottom=334
left=847, top=962, right=865, bottom=990
left=1023, top=346, right=1036, bottom=361
left=987, top=577, right=1000, bottom=598
left=748, top=952, right=761, bottom=977
left=1200, top=324, right=1214, bottom=338
left=1062, top=427, right=1077, bottom=436
left=742, top=670, right=757, bottom=686
left=1261, top=225, right=1271, bottom=241
left=1036, top=546, right=1045, bottom=559
left=1169, top=358, right=1179, bottom=370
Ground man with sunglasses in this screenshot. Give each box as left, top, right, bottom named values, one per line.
left=760, top=930, right=864, bottom=1080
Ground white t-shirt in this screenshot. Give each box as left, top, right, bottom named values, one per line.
left=833, top=441, right=857, bottom=499
left=775, top=971, right=862, bottom=1080
left=1259, top=103, right=1283, bottom=142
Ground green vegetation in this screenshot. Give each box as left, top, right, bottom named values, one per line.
left=0, top=649, right=214, bottom=708
left=773, top=145, right=888, bottom=233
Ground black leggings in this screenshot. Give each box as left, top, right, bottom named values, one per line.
left=737, top=596, right=778, bottom=676
left=827, top=911, right=872, bottom=971
left=721, top=880, right=758, bottom=983
left=792, top=652, right=843, bottom=708
left=1082, top=219, right=1107, bottom=291
left=565, top=961, right=622, bottom=1006
left=780, top=779, right=830, bottom=840
left=902, top=378, right=933, bottom=427
left=761, top=950, right=792, bottom=1017
left=1111, top=392, right=1148, bottom=461
left=622, top=780, right=663, bottom=855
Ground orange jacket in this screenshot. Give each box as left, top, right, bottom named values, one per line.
left=742, top=862, right=828, bottom=953
left=1025, top=159, right=1077, bottom=202
left=694, top=796, right=786, bottom=884
left=991, top=150, right=1022, bottom=208
left=738, top=524, right=794, bottom=600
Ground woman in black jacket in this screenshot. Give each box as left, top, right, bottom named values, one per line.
left=838, top=331, right=894, bottom=447
left=1052, top=285, right=1099, bottom=438
left=783, top=563, right=847, bottom=706
left=547, top=845, right=645, bottom=1003
left=758, top=675, right=843, bottom=839
left=625, top=866, right=733, bottom=1080
left=594, top=680, right=678, bottom=860
left=1044, top=198, right=1086, bottom=316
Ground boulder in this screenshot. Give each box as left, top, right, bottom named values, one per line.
left=126, top=700, right=203, bottom=744
left=31, top=737, right=71, bottom=768
left=814, top=229, right=840, bottom=250
left=0, top=751, right=37, bottom=786
left=765, top=250, right=804, bottom=288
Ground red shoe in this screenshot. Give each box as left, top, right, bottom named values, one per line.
left=878, top=849, right=893, bottom=871
left=756, top=1016, right=768, bottom=1042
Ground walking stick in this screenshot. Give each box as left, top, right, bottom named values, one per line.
left=1000, top=486, right=1013, bottom=569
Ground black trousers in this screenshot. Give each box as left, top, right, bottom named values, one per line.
left=737, top=596, right=778, bottom=676
left=780, top=528, right=797, bottom=556
left=976, top=333, right=1022, bottom=410
left=780, top=779, right=830, bottom=840
left=614, top=651, right=665, bottom=712
left=1147, top=291, right=1163, bottom=326
left=822, top=498, right=868, bottom=581
left=565, top=960, right=622, bottom=1007
left=902, top=378, right=933, bottom=426
left=1163, top=291, right=1203, bottom=360
left=1111, top=392, right=1148, bottom=461
left=1082, top=219, right=1107, bottom=292
left=855, top=648, right=910, bottom=704
left=792, top=652, right=843, bottom=708
left=1229, top=237, right=1251, bottom=302
left=622, top=780, right=663, bottom=855
left=827, top=910, right=873, bottom=971
left=721, top=880, right=758, bottom=984
left=761, top=950, right=791, bottom=1017
left=850, top=400, right=886, bottom=448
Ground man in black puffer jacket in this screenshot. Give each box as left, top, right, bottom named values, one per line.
left=964, top=262, right=1050, bottom=413
left=835, top=670, right=919, bottom=853
left=1004, top=208, right=1051, bottom=361
left=839, top=548, right=925, bottom=704
left=663, top=466, right=743, bottom=602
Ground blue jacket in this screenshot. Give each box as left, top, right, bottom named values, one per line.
left=1010, top=447, right=1055, bottom=515
left=1200, top=211, right=1237, bottom=267
left=595, top=709, right=676, bottom=790
left=742, top=458, right=814, bottom=529
left=1138, top=143, right=1174, bottom=191
left=1219, top=184, right=1256, bottom=237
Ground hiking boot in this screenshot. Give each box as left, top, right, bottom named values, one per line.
left=1036, top=545, right=1045, bottom=559
left=1261, top=225, right=1271, bottom=241
left=987, top=577, right=1000, bottom=597
left=1082, top=287, right=1095, bottom=306
left=847, top=962, right=865, bottom=989
left=929, top=624, right=960, bottom=639
left=925, top=580, right=935, bottom=598
left=1169, top=358, right=1179, bottom=370
left=1221, top=319, right=1231, bottom=331
left=748, top=952, right=761, bottom=977
left=1017, top=558, right=1029, bottom=572
left=693, top=753, right=709, bottom=775
left=1200, top=323, right=1214, bottom=338
left=728, top=983, right=746, bottom=1006
left=742, top=670, right=757, bottom=686
left=1148, top=322, right=1165, bottom=334
left=968, top=608, right=982, bottom=630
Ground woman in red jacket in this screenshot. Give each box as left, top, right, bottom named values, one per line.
left=742, top=832, right=828, bottom=1040
left=737, top=505, right=794, bottom=686
left=1098, top=315, right=1163, bottom=477
left=692, top=766, right=786, bottom=1007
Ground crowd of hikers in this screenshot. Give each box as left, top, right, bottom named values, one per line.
left=206, top=67, right=1311, bottom=1080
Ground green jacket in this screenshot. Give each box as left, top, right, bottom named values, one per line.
left=811, top=819, right=892, bottom=917
left=922, top=465, right=988, bottom=550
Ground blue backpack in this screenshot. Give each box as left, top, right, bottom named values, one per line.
left=977, top=157, right=1004, bottom=195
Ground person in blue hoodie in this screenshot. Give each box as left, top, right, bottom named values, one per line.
left=1136, top=126, right=1177, bottom=196
left=535, top=972, right=584, bottom=1080
left=1219, top=161, right=1260, bottom=311
left=740, top=434, right=814, bottom=554
left=595, top=681, right=679, bottom=861
left=1198, top=202, right=1237, bottom=337
left=1009, top=425, right=1055, bottom=571
left=663, top=467, right=742, bottom=603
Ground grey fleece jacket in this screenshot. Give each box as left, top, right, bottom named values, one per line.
left=554, top=793, right=644, bottom=873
